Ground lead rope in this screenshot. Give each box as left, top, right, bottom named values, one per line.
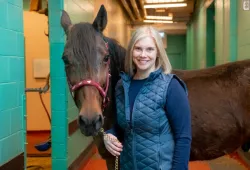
left=100, top=128, right=119, bottom=170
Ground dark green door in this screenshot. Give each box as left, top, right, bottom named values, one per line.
left=166, top=35, right=186, bottom=69
left=206, top=1, right=215, bottom=67
left=168, top=53, right=185, bottom=69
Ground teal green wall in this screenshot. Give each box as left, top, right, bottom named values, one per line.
left=237, top=0, right=250, bottom=60
left=166, top=35, right=187, bottom=69
left=48, top=0, right=68, bottom=169
left=186, top=0, right=239, bottom=69
left=0, top=0, right=25, bottom=167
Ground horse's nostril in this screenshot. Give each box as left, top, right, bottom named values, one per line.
left=99, top=115, right=102, bottom=121
left=78, top=116, right=88, bottom=126
left=99, top=115, right=104, bottom=124
left=95, top=115, right=104, bottom=130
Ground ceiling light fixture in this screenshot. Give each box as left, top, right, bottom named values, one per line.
left=145, top=0, right=185, bottom=2
left=143, top=20, right=174, bottom=23
left=146, top=15, right=173, bottom=20
left=155, top=9, right=166, bottom=12
left=144, top=3, right=187, bottom=8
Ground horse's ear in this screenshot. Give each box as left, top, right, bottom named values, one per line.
left=92, top=5, right=107, bottom=32
left=61, top=10, right=72, bottom=35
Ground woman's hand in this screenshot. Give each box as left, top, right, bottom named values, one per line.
left=104, top=133, right=123, bottom=156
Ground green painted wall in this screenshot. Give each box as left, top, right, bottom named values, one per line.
left=206, top=2, right=215, bottom=67
left=186, top=0, right=238, bottom=69
left=223, top=0, right=230, bottom=62
left=186, top=24, right=195, bottom=69
left=215, top=0, right=225, bottom=65
left=0, top=0, right=25, bottom=167
left=229, top=0, right=237, bottom=61
left=166, top=35, right=187, bottom=69
left=214, top=0, right=233, bottom=64
left=186, top=0, right=207, bottom=69
left=48, top=0, right=68, bottom=169
left=237, top=0, right=250, bottom=60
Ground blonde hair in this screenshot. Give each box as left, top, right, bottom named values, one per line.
left=125, top=26, right=172, bottom=76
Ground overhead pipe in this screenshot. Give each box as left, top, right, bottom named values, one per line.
left=130, top=0, right=142, bottom=20
left=120, top=0, right=136, bottom=21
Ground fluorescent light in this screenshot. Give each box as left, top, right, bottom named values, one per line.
left=146, top=15, right=173, bottom=20
left=144, top=20, right=174, bottom=23
left=156, top=9, right=166, bottom=12
left=145, top=0, right=184, bottom=2
left=144, top=3, right=187, bottom=8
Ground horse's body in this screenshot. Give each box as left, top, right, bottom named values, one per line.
left=173, top=61, right=250, bottom=160
left=60, top=5, right=250, bottom=170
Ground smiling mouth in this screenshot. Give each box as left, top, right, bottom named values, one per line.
left=138, top=60, right=149, bottom=64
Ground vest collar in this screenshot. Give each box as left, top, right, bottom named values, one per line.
left=120, top=68, right=163, bottom=82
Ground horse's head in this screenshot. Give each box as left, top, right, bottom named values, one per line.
left=60, top=5, right=111, bottom=136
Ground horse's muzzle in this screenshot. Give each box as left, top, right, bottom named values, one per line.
left=78, top=114, right=104, bottom=136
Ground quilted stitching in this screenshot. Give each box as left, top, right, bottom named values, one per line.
left=116, top=73, right=175, bottom=170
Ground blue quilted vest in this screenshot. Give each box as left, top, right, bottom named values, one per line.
left=115, top=68, right=187, bottom=170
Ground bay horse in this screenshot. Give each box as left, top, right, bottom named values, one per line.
left=60, top=5, right=250, bottom=170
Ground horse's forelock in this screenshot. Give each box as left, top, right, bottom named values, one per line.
left=64, top=21, right=126, bottom=85
left=66, top=23, right=98, bottom=76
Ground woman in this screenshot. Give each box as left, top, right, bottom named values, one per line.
left=104, top=26, right=192, bottom=170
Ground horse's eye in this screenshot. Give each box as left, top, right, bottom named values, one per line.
left=103, top=55, right=109, bottom=63
left=62, top=55, right=70, bottom=64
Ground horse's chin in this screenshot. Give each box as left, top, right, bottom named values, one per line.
left=80, top=128, right=99, bottom=137
left=77, top=113, right=104, bottom=137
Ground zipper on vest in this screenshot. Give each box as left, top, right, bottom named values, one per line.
left=132, top=129, right=137, bottom=170
left=122, top=81, right=131, bottom=123
left=130, top=84, right=147, bottom=128
left=130, top=100, right=137, bottom=170
left=130, top=85, right=147, bottom=170
left=123, top=80, right=148, bottom=170
left=130, top=91, right=138, bottom=128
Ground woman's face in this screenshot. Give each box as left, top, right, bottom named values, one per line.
left=132, top=36, right=158, bottom=74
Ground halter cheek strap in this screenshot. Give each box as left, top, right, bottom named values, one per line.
left=69, top=58, right=111, bottom=108
left=67, top=40, right=111, bottom=109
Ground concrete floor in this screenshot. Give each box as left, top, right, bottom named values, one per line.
left=25, top=131, right=250, bottom=170
left=83, top=149, right=250, bottom=170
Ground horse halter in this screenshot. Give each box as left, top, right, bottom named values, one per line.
left=67, top=38, right=111, bottom=109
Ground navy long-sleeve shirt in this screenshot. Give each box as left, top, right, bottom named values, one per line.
left=107, top=77, right=192, bottom=170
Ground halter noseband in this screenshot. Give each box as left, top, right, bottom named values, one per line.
left=67, top=38, right=111, bottom=109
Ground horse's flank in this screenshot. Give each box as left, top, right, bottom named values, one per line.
left=173, top=59, right=250, bottom=160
